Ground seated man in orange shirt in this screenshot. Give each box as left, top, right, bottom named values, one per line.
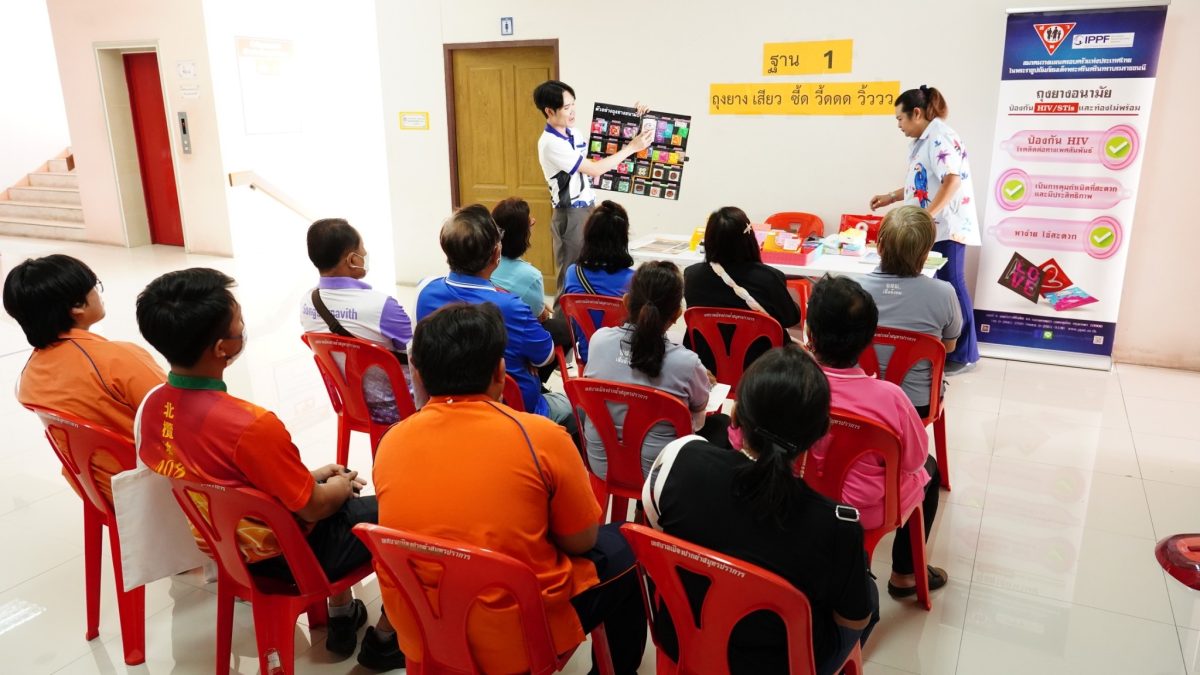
left=4, top=254, right=166, bottom=501
left=134, top=267, right=403, bottom=670
left=374, top=302, right=646, bottom=674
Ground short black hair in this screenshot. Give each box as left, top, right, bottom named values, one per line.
left=533, top=80, right=575, bottom=118
left=704, top=207, right=762, bottom=266
left=492, top=198, right=532, bottom=259
left=577, top=201, right=634, bottom=273
left=307, top=218, right=362, bottom=271
left=137, top=268, right=238, bottom=367
left=2, top=254, right=98, bottom=349
left=411, top=302, right=507, bottom=396
left=440, top=204, right=501, bottom=275
left=807, top=275, right=879, bottom=368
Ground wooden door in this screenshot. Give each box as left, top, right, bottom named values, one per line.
left=451, top=46, right=557, bottom=288
left=124, top=52, right=184, bottom=246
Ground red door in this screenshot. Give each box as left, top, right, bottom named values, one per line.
left=124, top=52, right=184, bottom=246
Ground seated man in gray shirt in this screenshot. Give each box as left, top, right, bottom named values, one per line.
left=856, top=206, right=962, bottom=417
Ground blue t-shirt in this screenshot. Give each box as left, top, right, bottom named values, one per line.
left=416, top=272, right=555, bottom=416
left=563, top=264, right=634, bottom=362
left=491, top=256, right=546, bottom=316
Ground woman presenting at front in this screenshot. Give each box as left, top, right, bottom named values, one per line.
left=870, top=85, right=980, bottom=372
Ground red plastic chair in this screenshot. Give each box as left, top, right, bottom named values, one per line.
left=765, top=211, right=826, bottom=240
left=302, top=332, right=416, bottom=466
left=560, top=293, right=628, bottom=375
left=502, top=374, right=526, bottom=412
left=1157, top=534, right=1200, bottom=590
left=786, top=278, right=812, bottom=338
left=806, top=411, right=931, bottom=611
left=167, top=478, right=373, bottom=675
left=26, top=406, right=146, bottom=665
left=857, top=328, right=951, bottom=491
left=683, top=307, right=784, bottom=396
left=621, top=523, right=862, bottom=675
left=565, top=379, right=693, bottom=524
left=352, top=523, right=614, bottom=675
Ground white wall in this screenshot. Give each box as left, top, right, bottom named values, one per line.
left=376, top=0, right=1200, bottom=370
left=45, top=0, right=233, bottom=255
left=201, top=0, right=396, bottom=286
left=0, top=0, right=70, bottom=189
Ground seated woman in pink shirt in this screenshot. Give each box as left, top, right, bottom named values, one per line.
left=806, top=275, right=947, bottom=599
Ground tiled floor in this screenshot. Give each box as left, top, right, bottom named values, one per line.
left=1, top=235, right=1198, bottom=674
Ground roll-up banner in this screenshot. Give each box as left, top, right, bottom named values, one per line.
left=974, top=3, right=1168, bottom=369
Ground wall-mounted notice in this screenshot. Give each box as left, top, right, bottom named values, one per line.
left=973, top=5, right=1168, bottom=368
left=763, top=39, right=853, bottom=75
left=398, top=112, right=429, bottom=130
left=235, top=37, right=300, bottom=135
left=709, top=81, right=899, bottom=115
left=588, top=103, right=691, bottom=200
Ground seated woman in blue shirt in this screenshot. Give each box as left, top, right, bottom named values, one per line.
left=491, top=198, right=571, bottom=382
left=563, top=200, right=635, bottom=362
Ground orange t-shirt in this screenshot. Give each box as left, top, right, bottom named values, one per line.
left=17, top=329, right=166, bottom=502
left=137, top=373, right=315, bottom=563
left=373, top=395, right=602, bottom=674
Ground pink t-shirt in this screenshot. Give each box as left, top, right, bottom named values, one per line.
left=808, top=365, right=931, bottom=530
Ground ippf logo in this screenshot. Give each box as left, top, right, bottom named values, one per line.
left=1033, top=22, right=1077, bottom=56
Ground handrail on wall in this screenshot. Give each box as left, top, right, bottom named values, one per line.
left=228, top=171, right=315, bottom=222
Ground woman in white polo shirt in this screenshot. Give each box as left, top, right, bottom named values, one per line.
left=869, top=85, right=980, bottom=372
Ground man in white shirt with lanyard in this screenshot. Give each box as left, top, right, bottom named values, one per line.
left=533, top=80, right=652, bottom=300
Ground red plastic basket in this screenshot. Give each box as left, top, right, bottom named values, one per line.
left=840, top=214, right=884, bottom=244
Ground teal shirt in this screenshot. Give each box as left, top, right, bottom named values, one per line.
left=491, top=256, right=546, bottom=315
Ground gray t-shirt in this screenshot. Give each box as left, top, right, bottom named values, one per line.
left=856, top=269, right=962, bottom=407
left=582, top=324, right=711, bottom=480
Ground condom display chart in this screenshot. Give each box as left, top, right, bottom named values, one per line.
left=587, top=103, right=691, bottom=201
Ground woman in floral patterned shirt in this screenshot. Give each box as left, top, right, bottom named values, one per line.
left=870, top=85, right=980, bottom=371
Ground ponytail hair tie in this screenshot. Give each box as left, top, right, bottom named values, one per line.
left=756, top=426, right=799, bottom=455
left=919, top=84, right=928, bottom=92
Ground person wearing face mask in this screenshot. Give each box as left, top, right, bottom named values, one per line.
left=300, top=218, right=414, bottom=423
left=135, top=268, right=405, bottom=670
left=869, top=85, right=980, bottom=373
left=5, top=254, right=166, bottom=502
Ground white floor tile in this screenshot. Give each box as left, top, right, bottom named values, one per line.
left=945, top=450, right=991, bottom=509
left=1145, top=480, right=1200, bottom=541
left=958, top=585, right=1185, bottom=675
left=941, top=406, right=998, bottom=456
left=992, top=415, right=1140, bottom=478
left=1135, top=433, right=1200, bottom=488
left=1119, top=363, right=1200, bottom=404
left=1127, top=396, right=1200, bottom=441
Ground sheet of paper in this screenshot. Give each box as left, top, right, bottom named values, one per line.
left=706, top=383, right=732, bottom=413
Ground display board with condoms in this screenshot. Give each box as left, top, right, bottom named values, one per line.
left=588, top=103, right=691, bottom=201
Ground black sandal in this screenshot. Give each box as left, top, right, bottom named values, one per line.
left=888, top=565, right=948, bottom=598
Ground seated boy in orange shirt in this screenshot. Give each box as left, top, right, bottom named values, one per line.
left=4, top=254, right=165, bottom=501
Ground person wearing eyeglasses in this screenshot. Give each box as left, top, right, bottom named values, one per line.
left=5, top=254, right=166, bottom=501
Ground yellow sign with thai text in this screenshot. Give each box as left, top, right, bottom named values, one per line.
left=763, top=40, right=853, bottom=75
left=709, top=82, right=900, bottom=116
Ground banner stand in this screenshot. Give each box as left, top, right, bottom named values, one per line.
left=980, top=343, right=1111, bottom=371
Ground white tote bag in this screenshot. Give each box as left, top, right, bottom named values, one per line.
left=110, top=386, right=208, bottom=591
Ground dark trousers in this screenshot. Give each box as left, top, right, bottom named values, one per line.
left=891, top=456, right=941, bottom=575
left=932, top=239, right=979, bottom=365
left=819, top=581, right=880, bottom=675
left=539, top=315, right=574, bottom=383
left=570, top=524, right=647, bottom=675
left=248, top=496, right=377, bottom=583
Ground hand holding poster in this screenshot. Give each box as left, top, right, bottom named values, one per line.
left=973, top=4, right=1168, bottom=368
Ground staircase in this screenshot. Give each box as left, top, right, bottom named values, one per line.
left=0, top=149, right=86, bottom=241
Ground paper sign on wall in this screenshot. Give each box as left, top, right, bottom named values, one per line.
left=763, top=39, right=853, bottom=75
left=709, top=81, right=899, bottom=115
left=236, top=37, right=300, bottom=135
left=398, top=112, right=429, bottom=130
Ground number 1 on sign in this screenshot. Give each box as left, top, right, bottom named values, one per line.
left=824, top=50, right=833, bottom=69
left=763, top=39, right=852, bottom=75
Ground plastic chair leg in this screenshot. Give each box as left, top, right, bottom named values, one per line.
left=108, top=524, right=146, bottom=665
left=590, top=625, right=616, bottom=675
left=336, top=416, right=351, bottom=468
left=908, top=504, right=932, bottom=611
left=656, top=650, right=678, bottom=675
left=840, top=641, right=864, bottom=675
left=83, top=502, right=102, bottom=641
left=608, top=496, right=630, bottom=524
left=306, top=600, right=329, bottom=629
left=216, top=580, right=235, bottom=675
left=934, top=411, right=950, bottom=491
left=250, top=594, right=298, bottom=675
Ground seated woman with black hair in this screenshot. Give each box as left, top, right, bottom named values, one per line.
left=4, top=254, right=166, bottom=501
left=583, top=261, right=726, bottom=480
left=491, top=197, right=573, bottom=380
left=643, top=345, right=878, bottom=675
left=563, top=200, right=635, bottom=362
left=683, top=206, right=801, bottom=372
